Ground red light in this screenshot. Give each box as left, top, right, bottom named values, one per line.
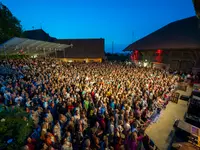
left=155, top=49, right=162, bottom=62
left=130, top=50, right=139, bottom=61
left=156, top=49, right=162, bottom=54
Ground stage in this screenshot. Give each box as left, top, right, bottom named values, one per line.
left=145, top=86, right=193, bottom=150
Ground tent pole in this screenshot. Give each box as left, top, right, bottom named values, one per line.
left=3, top=45, right=8, bottom=62
left=43, top=48, right=46, bottom=60
left=22, top=46, right=24, bottom=58
left=55, top=49, right=57, bottom=58
left=27, top=47, right=30, bottom=57
left=64, top=49, right=65, bottom=58
left=3, top=45, right=6, bottom=58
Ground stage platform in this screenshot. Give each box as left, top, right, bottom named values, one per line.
left=145, top=86, right=193, bottom=150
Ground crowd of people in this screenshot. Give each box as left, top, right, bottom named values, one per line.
left=0, top=58, right=179, bottom=150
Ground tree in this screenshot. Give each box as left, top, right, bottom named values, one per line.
left=0, top=105, right=33, bottom=150
left=0, top=2, right=23, bottom=44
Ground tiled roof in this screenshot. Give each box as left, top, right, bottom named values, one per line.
left=124, top=16, right=200, bottom=51
left=23, top=29, right=55, bottom=42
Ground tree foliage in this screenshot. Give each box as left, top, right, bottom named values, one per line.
left=0, top=2, right=23, bottom=44
left=0, top=105, right=33, bottom=150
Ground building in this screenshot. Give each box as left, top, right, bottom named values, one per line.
left=123, top=16, right=200, bottom=72
left=23, top=29, right=56, bottom=42
left=55, top=39, right=105, bottom=62
left=23, top=29, right=105, bottom=62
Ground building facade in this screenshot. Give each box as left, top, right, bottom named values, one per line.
left=124, top=16, right=200, bottom=72
left=55, top=39, right=105, bottom=62
left=23, top=29, right=105, bottom=62
left=133, top=49, right=199, bottom=71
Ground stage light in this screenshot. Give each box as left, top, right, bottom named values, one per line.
left=156, top=49, right=162, bottom=54
left=156, top=49, right=163, bottom=62
left=31, top=54, right=38, bottom=58
left=144, top=62, right=148, bottom=67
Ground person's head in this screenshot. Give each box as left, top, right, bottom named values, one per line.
left=130, top=111, right=134, bottom=116
left=81, top=111, right=86, bottom=118
left=95, top=121, right=99, bottom=128
left=121, top=110, right=124, bottom=114
left=44, top=117, right=48, bottom=122
left=110, top=116, right=114, bottom=122
left=54, top=120, right=59, bottom=125
left=84, top=139, right=90, bottom=148
left=27, top=137, right=32, bottom=143
left=66, top=131, right=71, bottom=137
left=75, top=110, right=79, bottom=115
left=25, top=107, right=29, bottom=112
left=42, top=143, right=48, bottom=150
left=132, top=122, right=138, bottom=128
left=23, top=116, right=27, bottom=121
left=125, top=118, right=129, bottom=123
left=71, top=117, right=74, bottom=122
left=119, top=120, right=123, bottom=125
left=62, top=102, right=66, bottom=107
left=21, top=145, right=29, bottom=150
left=131, top=132, right=137, bottom=141
left=139, top=129, right=145, bottom=136
left=51, top=102, right=55, bottom=107
left=94, top=108, right=97, bottom=114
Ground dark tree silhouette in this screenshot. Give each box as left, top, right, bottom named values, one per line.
left=0, top=2, right=23, bottom=44
left=0, top=106, right=33, bottom=150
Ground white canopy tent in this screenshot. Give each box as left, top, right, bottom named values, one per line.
left=0, top=37, right=72, bottom=57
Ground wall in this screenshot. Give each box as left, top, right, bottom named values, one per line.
left=59, top=58, right=102, bottom=63
left=55, top=38, right=105, bottom=59
left=138, top=49, right=200, bottom=72
left=192, top=67, right=200, bottom=74
left=152, top=62, right=170, bottom=70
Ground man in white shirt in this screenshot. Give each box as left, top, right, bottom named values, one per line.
left=15, top=94, right=23, bottom=104
left=74, top=110, right=80, bottom=123
left=124, top=118, right=131, bottom=133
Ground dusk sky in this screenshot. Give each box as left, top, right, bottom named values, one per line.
left=1, top=0, right=196, bottom=52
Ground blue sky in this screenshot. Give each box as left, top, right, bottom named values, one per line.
left=1, top=0, right=195, bottom=52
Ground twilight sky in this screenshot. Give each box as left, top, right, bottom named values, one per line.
left=1, top=0, right=195, bottom=52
